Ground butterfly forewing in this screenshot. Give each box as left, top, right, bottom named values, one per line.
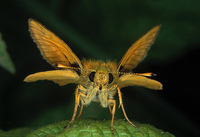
left=117, top=25, right=161, bottom=72
left=28, top=19, right=83, bottom=70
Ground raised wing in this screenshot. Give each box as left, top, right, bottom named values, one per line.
left=28, top=18, right=83, bottom=70
left=117, top=25, right=161, bottom=72
left=24, top=70, right=79, bottom=86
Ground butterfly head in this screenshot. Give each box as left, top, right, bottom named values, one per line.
left=88, top=68, right=114, bottom=90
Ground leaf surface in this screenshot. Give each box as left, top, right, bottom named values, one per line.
left=27, top=119, right=175, bottom=137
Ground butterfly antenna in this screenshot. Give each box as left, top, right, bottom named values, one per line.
left=135, top=72, right=157, bottom=77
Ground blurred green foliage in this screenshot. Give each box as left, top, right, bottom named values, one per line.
left=18, top=0, right=200, bottom=63
left=0, top=0, right=200, bottom=137
left=0, top=33, right=15, bottom=74
left=0, top=128, right=31, bottom=137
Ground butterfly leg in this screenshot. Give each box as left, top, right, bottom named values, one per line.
left=76, top=85, right=87, bottom=119
left=108, top=99, right=116, bottom=134
left=76, top=97, right=84, bottom=119
left=109, top=105, right=117, bottom=120
left=117, top=87, right=137, bottom=127
left=64, top=87, right=80, bottom=128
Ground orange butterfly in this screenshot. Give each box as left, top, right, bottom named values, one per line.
left=24, top=19, right=162, bottom=133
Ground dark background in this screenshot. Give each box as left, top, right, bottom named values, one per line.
left=0, top=0, right=200, bottom=136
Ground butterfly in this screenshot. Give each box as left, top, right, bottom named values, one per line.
left=24, top=18, right=163, bottom=133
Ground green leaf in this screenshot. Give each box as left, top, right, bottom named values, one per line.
left=0, top=128, right=32, bottom=137
left=0, top=33, right=15, bottom=74
left=27, top=119, right=175, bottom=137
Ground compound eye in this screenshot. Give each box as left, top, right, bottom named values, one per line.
left=109, top=73, right=114, bottom=84
left=89, top=72, right=95, bottom=82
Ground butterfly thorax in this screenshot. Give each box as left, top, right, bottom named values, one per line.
left=78, top=60, right=118, bottom=107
